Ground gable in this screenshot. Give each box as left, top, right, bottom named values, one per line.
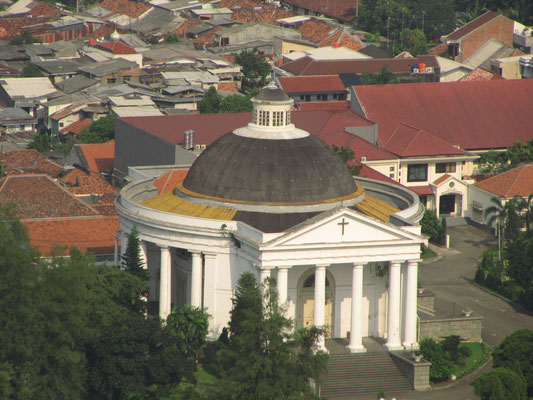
left=270, top=210, right=419, bottom=247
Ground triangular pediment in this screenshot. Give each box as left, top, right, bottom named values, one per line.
left=266, top=208, right=421, bottom=248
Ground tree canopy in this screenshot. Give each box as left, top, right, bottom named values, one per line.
left=80, top=114, right=116, bottom=143
left=234, top=49, right=271, bottom=93
left=213, top=272, right=328, bottom=399
left=198, top=87, right=253, bottom=114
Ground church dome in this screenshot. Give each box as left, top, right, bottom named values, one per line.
left=180, top=85, right=359, bottom=207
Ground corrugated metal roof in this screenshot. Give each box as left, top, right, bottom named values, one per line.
left=0, top=77, right=56, bottom=99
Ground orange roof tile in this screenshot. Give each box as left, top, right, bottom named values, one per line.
left=0, top=175, right=99, bottom=219
left=0, top=149, right=63, bottom=177
left=335, top=33, right=365, bottom=51
left=153, top=169, right=189, bottom=194
left=428, top=43, right=448, bottom=56
left=446, top=11, right=500, bottom=41
left=281, top=0, right=358, bottom=22
left=475, top=164, right=533, bottom=198
left=231, top=7, right=294, bottom=25
left=217, top=81, right=239, bottom=92
left=297, top=19, right=339, bottom=44
left=97, top=41, right=137, bottom=54
left=460, top=67, right=504, bottom=81
left=0, top=15, right=58, bottom=39
left=29, top=2, right=62, bottom=17
left=60, top=118, right=91, bottom=136
left=433, top=174, right=452, bottom=185
left=99, top=0, right=151, bottom=18
left=79, top=140, right=115, bottom=173
left=409, top=185, right=434, bottom=195
left=173, top=20, right=200, bottom=38
left=193, top=26, right=222, bottom=44
left=89, top=24, right=117, bottom=39
left=60, top=168, right=117, bottom=196
left=23, top=216, right=119, bottom=256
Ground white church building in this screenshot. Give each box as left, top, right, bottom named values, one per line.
left=116, top=85, right=426, bottom=352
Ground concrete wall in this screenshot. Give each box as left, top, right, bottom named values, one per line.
left=114, top=118, right=178, bottom=178
left=390, top=352, right=431, bottom=391
left=420, top=316, right=483, bottom=342
left=219, top=24, right=300, bottom=46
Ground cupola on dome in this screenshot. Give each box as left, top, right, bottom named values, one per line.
left=179, top=85, right=361, bottom=210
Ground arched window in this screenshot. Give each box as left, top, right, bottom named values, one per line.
left=303, top=274, right=330, bottom=288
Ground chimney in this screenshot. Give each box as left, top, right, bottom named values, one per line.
left=183, top=130, right=195, bottom=150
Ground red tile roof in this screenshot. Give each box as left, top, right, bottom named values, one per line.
left=97, top=41, right=137, bottom=54
left=433, top=174, right=452, bottom=185
left=297, top=19, right=338, bottom=44
left=173, top=20, right=200, bottom=38
left=282, top=55, right=438, bottom=76
left=384, top=123, right=465, bottom=157
left=0, top=175, right=99, bottom=219
left=428, top=43, right=448, bottom=56
left=475, top=164, right=533, bottom=198
left=79, top=140, right=115, bottom=173
left=50, top=104, right=83, bottom=121
left=0, top=149, right=63, bottom=177
left=231, top=7, right=294, bottom=25
left=281, top=0, right=358, bottom=22
left=24, top=216, right=119, bottom=256
left=357, top=164, right=403, bottom=186
left=29, top=2, right=62, bottom=17
left=409, top=185, right=435, bottom=195
left=459, top=67, right=504, bottom=81
left=278, top=75, right=345, bottom=93
left=445, top=11, right=499, bottom=41
left=60, top=118, right=91, bottom=136
left=217, top=81, right=239, bottom=92
left=0, top=15, right=59, bottom=39
left=89, top=24, right=117, bottom=39
left=60, top=169, right=117, bottom=196
left=99, top=0, right=151, bottom=18
left=353, top=79, right=533, bottom=151
left=153, top=169, right=189, bottom=194
left=335, top=33, right=364, bottom=51
left=296, top=101, right=350, bottom=111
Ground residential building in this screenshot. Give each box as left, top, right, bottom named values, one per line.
left=441, top=11, right=514, bottom=63
left=77, top=58, right=141, bottom=85
left=278, top=75, right=348, bottom=103
left=0, top=107, right=36, bottom=133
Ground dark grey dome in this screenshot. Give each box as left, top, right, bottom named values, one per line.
left=254, top=85, right=290, bottom=102
left=182, top=132, right=357, bottom=203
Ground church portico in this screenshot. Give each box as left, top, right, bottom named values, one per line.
left=116, top=84, right=426, bottom=352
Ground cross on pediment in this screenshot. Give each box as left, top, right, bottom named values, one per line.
left=338, top=217, right=349, bottom=235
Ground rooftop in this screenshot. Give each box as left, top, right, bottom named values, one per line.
left=0, top=77, right=56, bottom=99
left=278, top=75, right=346, bottom=93
left=0, top=149, right=63, bottom=177
left=352, top=79, right=533, bottom=151
left=78, top=58, right=138, bottom=77
left=96, top=41, right=137, bottom=55
left=475, top=164, right=533, bottom=198
left=445, top=11, right=500, bottom=41
left=78, top=140, right=115, bottom=173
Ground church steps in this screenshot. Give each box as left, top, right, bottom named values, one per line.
left=320, top=352, right=413, bottom=398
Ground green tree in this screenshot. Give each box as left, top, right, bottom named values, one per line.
left=362, top=65, right=399, bottom=85
left=10, top=32, right=42, bottom=45
left=485, top=197, right=509, bottom=261
left=165, top=33, right=180, bottom=43
left=80, top=114, right=116, bottom=143
left=412, top=0, right=455, bottom=40
left=493, top=329, right=533, bottom=397
left=234, top=48, right=271, bottom=93
left=419, top=337, right=454, bottom=383
left=122, top=225, right=148, bottom=280
left=514, top=194, right=533, bottom=231
left=420, top=210, right=446, bottom=245
left=474, top=367, right=527, bottom=400
left=198, top=86, right=222, bottom=114
left=396, top=29, right=427, bottom=56
left=167, top=305, right=209, bottom=359
left=331, top=144, right=362, bottom=175
left=28, top=132, right=52, bottom=152
left=219, top=94, right=253, bottom=113
left=504, top=199, right=522, bottom=244
left=214, top=273, right=328, bottom=399
left=22, top=63, right=44, bottom=77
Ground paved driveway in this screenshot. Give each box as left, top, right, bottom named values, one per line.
left=356, top=224, right=533, bottom=400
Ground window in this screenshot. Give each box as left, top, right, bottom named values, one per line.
left=319, top=94, right=327, bottom=101
left=436, top=162, right=456, bottom=173
left=332, top=93, right=338, bottom=99
left=304, top=94, right=311, bottom=101
left=59, top=122, right=64, bottom=127
left=107, top=78, right=116, bottom=84
left=389, top=166, right=395, bottom=171
left=407, top=164, right=428, bottom=182
left=300, top=94, right=305, bottom=101
left=258, top=110, right=269, bottom=126
left=273, top=111, right=283, bottom=126
left=286, top=110, right=290, bottom=124
left=252, top=109, right=258, bottom=124
left=123, top=75, right=131, bottom=82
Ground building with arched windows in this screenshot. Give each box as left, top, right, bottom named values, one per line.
left=116, top=84, right=425, bottom=353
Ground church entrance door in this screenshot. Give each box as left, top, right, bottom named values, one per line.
left=298, top=271, right=335, bottom=337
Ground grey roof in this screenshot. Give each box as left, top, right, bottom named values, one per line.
left=135, top=7, right=184, bottom=36
left=45, top=40, right=84, bottom=58
left=56, top=75, right=97, bottom=94
left=255, top=85, right=290, bottom=101
left=33, top=58, right=89, bottom=75
left=463, top=38, right=516, bottom=70
left=358, top=44, right=389, bottom=59
left=44, top=92, right=98, bottom=106
left=86, top=5, right=112, bottom=17
left=162, top=85, right=204, bottom=95
left=0, top=46, right=28, bottom=61
left=0, top=107, right=35, bottom=121
left=183, top=132, right=357, bottom=203
left=78, top=58, right=138, bottom=77
left=118, top=34, right=150, bottom=51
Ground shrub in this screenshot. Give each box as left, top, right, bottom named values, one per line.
left=474, top=368, right=527, bottom=400
left=419, top=338, right=454, bottom=382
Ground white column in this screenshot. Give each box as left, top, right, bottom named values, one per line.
left=385, top=261, right=403, bottom=350
left=191, top=252, right=203, bottom=308
left=260, top=268, right=271, bottom=283
left=114, top=230, right=120, bottom=266
left=139, top=240, right=148, bottom=269
left=402, top=260, right=419, bottom=350
left=314, top=264, right=327, bottom=351
left=277, top=267, right=289, bottom=304
left=348, top=263, right=366, bottom=353
left=203, top=253, right=217, bottom=338
left=159, top=245, right=172, bottom=321
left=120, top=229, right=128, bottom=259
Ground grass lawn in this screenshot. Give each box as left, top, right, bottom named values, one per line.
left=421, top=245, right=437, bottom=259
left=453, top=342, right=491, bottom=379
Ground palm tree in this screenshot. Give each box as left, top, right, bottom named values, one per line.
left=484, top=197, right=508, bottom=261
left=513, top=194, right=533, bottom=231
